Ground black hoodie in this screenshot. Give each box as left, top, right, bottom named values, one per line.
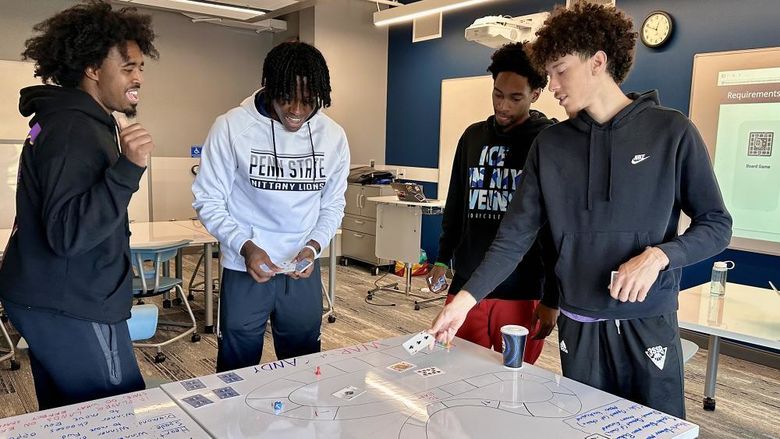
left=437, top=110, right=558, bottom=305
left=463, top=91, right=732, bottom=319
left=0, top=85, right=145, bottom=324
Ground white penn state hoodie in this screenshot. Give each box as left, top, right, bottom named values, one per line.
left=192, top=92, right=350, bottom=271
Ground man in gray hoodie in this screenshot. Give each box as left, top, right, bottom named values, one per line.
left=430, top=2, right=732, bottom=418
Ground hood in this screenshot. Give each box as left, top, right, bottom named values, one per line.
left=240, top=89, right=322, bottom=182
left=487, top=109, right=554, bottom=138
left=19, top=85, right=114, bottom=129
left=569, top=90, right=660, bottom=210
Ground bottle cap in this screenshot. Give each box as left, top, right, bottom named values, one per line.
left=713, top=260, right=735, bottom=270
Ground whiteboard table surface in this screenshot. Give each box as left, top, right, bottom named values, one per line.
left=161, top=335, right=698, bottom=439
left=0, top=387, right=209, bottom=439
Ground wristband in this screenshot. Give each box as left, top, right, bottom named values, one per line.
left=434, top=262, right=448, bottom=268
left=304, top=244, right=320, bottom=259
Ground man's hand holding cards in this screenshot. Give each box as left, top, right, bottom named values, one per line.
left=403, top=331, right=434, bottom=355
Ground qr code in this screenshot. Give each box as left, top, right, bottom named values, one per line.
left=747, top=131, right=773, bottom=156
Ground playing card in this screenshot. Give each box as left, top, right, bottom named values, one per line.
left=387, top=361, right=416, bottom=372
left=181, top=394, right=213, bottom=408
left=213, top=386, right=240, bottom=399
left=403, top=331, right=434, bottom=355
left=181, top=378, right=206, bottom=391
left=609, top=271, right=619, bottom=289
left=217, top=372, right=244, bottom=384
left=332, top=386, right=365, bottom=400
left=415, top=366, right=444, bottom=377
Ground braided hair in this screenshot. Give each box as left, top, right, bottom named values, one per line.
left=22, top=0, right=157, bottom=88
left=262, top=41, right=332, bottom=109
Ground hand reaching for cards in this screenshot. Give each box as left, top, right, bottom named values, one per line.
left=241, top=241, right=279, bottom=283
left=610, top=246, right=669, bottom=303
left=428, top=290, right=476, bottom=344
left=426, top=265, right=448, bottom=293
left=530, top=303, right=559, bottom=340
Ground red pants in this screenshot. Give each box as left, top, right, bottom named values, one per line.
left=444, top=295, right=544, bottom=364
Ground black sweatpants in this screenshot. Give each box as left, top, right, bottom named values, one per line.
left=216, top=263, right=323, bottom=372
left=557, top=312, right=685, bottom=419
left=4, top=302, right=145, bottom=410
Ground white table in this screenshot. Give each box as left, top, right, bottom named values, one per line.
left=366, top=196, right=445, bottom=310
left=130, top=221, right=220, bottom=332
left=160, top=335, right=699, bottom=438
left=678, top=282, right=780, bottom=410
left=0, top=387, right=210, bottom=438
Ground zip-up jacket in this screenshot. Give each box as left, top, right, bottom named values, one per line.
left=0, top=85, right=145, bottom=324
left=463, top=91, right=732, bottom=319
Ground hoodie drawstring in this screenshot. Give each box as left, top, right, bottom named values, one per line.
left=270, top=119, right=318, bottom=183
left=270, top=119, right=279, bottom=181
left=307, top=122, right=316, bottom=182
left=587, top=128, right=596, bottom=211
left=607, top=129, right=614, bottom=202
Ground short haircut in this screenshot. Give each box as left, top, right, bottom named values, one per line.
left=262, top=41, right=332, bottom=108
left=22, top=0, right=158, bottom=88
left=530, top=1, right=637, bottom=84
left=487, top=42, right=548, bottom=90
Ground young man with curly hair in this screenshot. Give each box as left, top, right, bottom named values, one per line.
left=431, top=2, right=732, bottom=417
left=0, top=1, right=158, bottom=409
left=429, top=43, right=557, bottom=364
left=193, top=41, right=349, bottom=372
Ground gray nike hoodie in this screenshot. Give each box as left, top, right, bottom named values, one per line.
left=463, top=90, right=732, bottom=319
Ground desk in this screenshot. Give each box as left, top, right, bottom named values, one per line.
left=367, top=196, right=445, bottom=309
left=130, top=221, right=219, bottom=333
left=160, top=335, right=698, bottom=438
left=0, top=387, right=209, bottom=438
left=678, top=282, right=780, bottom=410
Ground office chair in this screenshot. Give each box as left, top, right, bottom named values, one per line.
left=131, top=240, right=200, bottom=363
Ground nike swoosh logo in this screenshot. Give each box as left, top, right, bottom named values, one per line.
left=631, top=156, right=650, bottom=164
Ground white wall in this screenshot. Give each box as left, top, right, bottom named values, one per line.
left=0, top=1, right=274, bottom=158
left=313, top=0, right=388, bottom=166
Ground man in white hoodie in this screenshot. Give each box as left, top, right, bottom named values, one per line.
left=193, top=42, right=350, bottom=372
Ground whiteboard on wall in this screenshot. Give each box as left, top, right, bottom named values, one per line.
left=0, top=60, right=37, bottom=140
left=151, top=156, right=200, bottom=221
left=688, top=47, right=780, bottom=256
left=438, top=75, right=568, bottom=198
left=0, top=60, right=37, bottom=228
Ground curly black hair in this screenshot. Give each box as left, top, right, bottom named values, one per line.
left=262, top=41, right=332, bottom=108
left=487, top=42, right=547, bottom=90
left=22, top=0, right=158, bottom=88
left=530, top=1, right=637, bottom=84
